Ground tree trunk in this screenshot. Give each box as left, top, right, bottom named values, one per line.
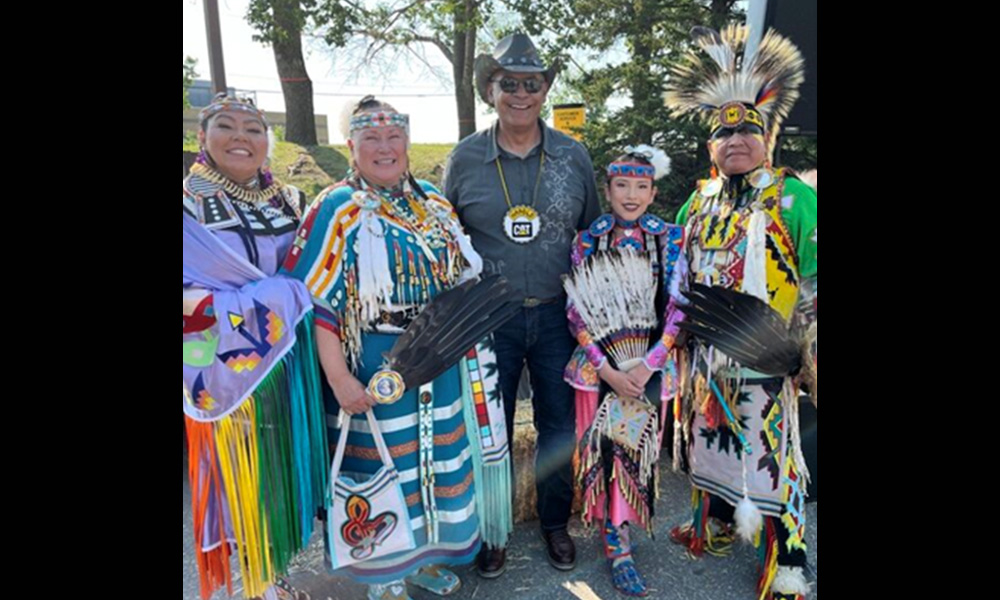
left=630, top=1, right=655, bottom=143
left=272, top=0, right=317, bottom=145
left=452, top=0, right=477, bottom=140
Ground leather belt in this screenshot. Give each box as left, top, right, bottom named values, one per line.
left=522, top=296, right=562, bottom=308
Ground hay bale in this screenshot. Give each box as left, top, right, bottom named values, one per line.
left=511, top=398, right=583, bottom=523
left=512, top=398, right=538, bottom=523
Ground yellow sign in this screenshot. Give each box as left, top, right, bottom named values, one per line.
left=553, top=103, right=585, bottom=141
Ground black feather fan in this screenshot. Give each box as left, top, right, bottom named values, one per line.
left=383, top=274, right=521, bottom=389
left=677, top=283, right=801, bottom=376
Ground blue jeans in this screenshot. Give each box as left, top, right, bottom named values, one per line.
left=493, top=301, right=577, bottom=532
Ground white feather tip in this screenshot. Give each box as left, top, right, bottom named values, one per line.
left=734, top=494, right=763, bottom=544
left=771, top=566, right=811, bottom=596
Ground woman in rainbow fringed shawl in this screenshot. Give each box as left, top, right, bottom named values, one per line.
left=183, top=92, right=327, bottom=600
left=562, top=145, right=686, bottom=597
left=664, top=25, right=818, bottom=600
left=280, top=96, right=513, bottom=600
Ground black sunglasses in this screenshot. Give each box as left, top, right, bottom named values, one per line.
left=493, top=76, right=545, bottom=94
left=711, top=123, right=764, bottom=140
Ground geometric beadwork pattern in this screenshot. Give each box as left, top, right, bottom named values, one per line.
left=758, top=392, right=784, bottom=490
left=780, top=459, right=807, bottom=552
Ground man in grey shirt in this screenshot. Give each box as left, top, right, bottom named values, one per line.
left=443, top=33, right=600, bottom=579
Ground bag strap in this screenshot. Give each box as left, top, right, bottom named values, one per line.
left=329, top=409, right=397, bottom=482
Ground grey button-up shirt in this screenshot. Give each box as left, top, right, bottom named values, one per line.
left=444, top=121, right=601, bottom=301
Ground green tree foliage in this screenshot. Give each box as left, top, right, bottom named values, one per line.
left=309, top=1, right=490, bottom=140
left=183, top=56, right=198, bottom=110
left=503, top=0, right=740, bottom=219
left=777, top=135, right=817, bottom=173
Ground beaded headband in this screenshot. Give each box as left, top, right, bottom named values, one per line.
left=607, top=162, right=656, bottom=179
left=349, top=111, right=410, bottom=136
left=199, top=92, right=269, bottom=128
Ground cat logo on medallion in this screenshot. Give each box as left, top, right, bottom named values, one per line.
left=503, top=206, right=542, bottom=244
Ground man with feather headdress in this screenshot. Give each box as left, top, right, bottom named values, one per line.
left=664, top=25, right=817, bottom=600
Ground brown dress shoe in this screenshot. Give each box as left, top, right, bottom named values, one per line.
left=541, top=528, right=576, bottom=571
left=476, top=545, right=507, bottom=579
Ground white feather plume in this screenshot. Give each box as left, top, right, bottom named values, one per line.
left=624, top=144, right=672, bottom=180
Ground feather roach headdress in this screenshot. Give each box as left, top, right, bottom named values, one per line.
left=664, top=25, right=805, bottom=154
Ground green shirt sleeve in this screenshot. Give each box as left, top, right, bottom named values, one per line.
left=779, top=177, right=817, bottom=279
